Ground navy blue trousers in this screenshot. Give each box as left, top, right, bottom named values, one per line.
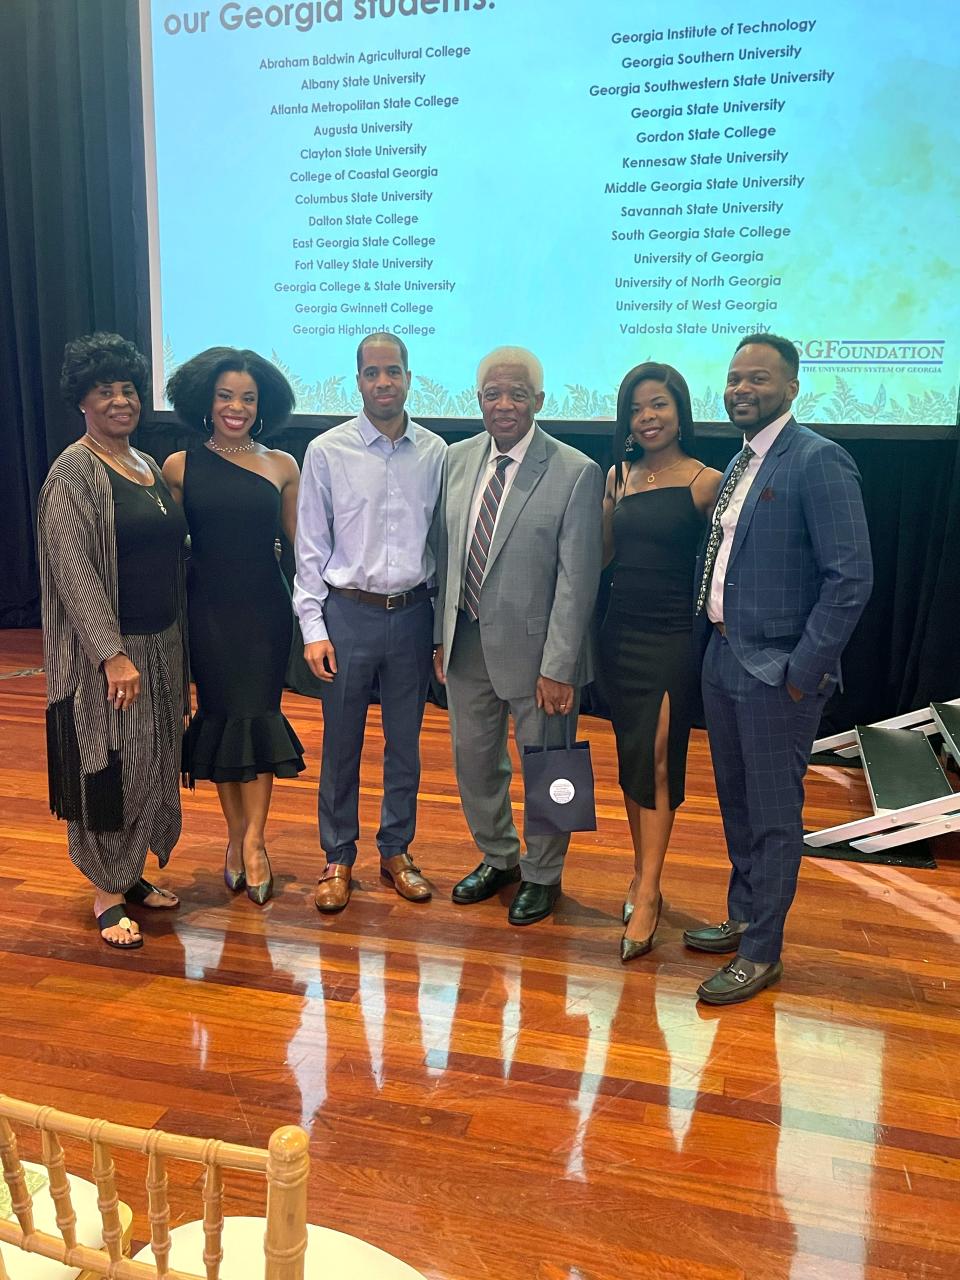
left=701, top=628, right=827, bottom=964
left=318, top=593, right=433, bottom=866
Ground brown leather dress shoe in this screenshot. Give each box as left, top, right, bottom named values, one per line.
left=380, top=853, right=433, bottom=902
left=315, top=864, right=351, bottom=913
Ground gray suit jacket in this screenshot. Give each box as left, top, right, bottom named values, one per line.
left=435, top=425, right=604, bottom=700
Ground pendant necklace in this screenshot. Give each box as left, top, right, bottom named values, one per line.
left=83, top=434, right=168, bottom=515
left=641, top=456, right=686, bottom=485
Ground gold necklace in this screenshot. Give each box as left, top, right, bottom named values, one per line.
left=640, top=456, right=686, bottom=485
left=83, top=435, right=168, bottom=515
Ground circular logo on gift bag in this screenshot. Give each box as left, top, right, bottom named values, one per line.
left=549, top=778, right=576, bottom=805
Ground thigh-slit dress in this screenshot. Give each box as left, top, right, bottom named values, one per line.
left=598, top=475, right=706, bottom=810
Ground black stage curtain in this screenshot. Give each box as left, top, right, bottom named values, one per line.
left=1, top=0, right=958, bottom=730
left=0, top=0, right=146, bottom=626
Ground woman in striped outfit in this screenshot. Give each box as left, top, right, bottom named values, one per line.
left=38, top=333, right=190, bottom=949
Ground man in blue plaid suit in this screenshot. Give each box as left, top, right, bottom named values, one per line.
left=686, top=333, right=873, bottom=1004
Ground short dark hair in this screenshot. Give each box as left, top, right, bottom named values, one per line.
left=612, top=362, right=696, bottom=482
left=356, top=332, right=409, bottom=372
left=166, top=347, right=295, bottom=433
left=60, top=332, right=151, bottom=410
left=734, top=332, right=800, bottom=377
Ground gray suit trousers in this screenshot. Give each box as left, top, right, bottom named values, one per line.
left=446, top=611, right=579, bottom=884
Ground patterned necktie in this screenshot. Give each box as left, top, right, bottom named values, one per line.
left=695, top=444, right=755, bottom=614
left=463, top=454, right=513, bottom=620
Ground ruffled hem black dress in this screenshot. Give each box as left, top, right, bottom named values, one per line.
left=598, top=480, right=706, bottom=811
left=182, top=447, right=305, bottom=784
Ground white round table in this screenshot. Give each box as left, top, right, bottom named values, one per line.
left=132, top=1215, right=426, bottom=1279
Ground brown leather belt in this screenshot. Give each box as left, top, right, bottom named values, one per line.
left=714, top=621, right=726, bottom=636
left=328, top=583, right=431, bottom=611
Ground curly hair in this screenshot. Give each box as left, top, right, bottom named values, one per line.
left=612, top=362, right=696, bottom=485
left=166, top=347, right=295, bottom=433
left=60, top=332, right=151, bottom=410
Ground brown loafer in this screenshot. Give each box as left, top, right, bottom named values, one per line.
left=315, top=864, right=351, bottom=913
left=380, top=853, right=433, bottom=903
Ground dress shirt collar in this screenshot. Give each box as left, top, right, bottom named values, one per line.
left=357, top=408, right=416, bottom=448
left=485, top=422, right=536, bottom=465
left=743, top=410, right=792, bottom=459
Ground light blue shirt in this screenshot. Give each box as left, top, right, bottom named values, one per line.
left=293, top=410, right=447, bottom=643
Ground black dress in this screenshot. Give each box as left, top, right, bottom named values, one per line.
left=182, top=447, right=305, bottom=783
left=598, top=477, right=707, bottom=810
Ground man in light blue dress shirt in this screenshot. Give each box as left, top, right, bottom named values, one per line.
left=293, top=332, right=446, bottom=912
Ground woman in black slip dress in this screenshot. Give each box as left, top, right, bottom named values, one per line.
left=163, top=348, right=304, bottom=906
left=599, top=363, right=721, bottom=961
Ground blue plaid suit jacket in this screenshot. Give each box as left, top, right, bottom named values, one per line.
left=694, top=419, right=873, bottom=694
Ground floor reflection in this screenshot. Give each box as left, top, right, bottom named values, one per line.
left=166, top=896, right=904, bottom=1279
left=266, top=932, right=329, bottom=1129
left=563, top=973, right=625, bottom=1180
left=499, top=960, right=522, bottom=1080
left=776, top=1012, right=883, bottom=1280
left=654, top=987, right=720, bottom=1150
left=419, top=955, right=465, bottom=1074
left=358, top=948, right=386, bottom=1091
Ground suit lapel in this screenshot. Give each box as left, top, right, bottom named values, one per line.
left=727, top=418, right=797, bottom=568
left=482, top=426, right=549, bottom=579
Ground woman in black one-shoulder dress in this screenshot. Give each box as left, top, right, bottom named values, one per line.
left=163, top=348, right=304, bottom=905
left=599, top=363, right=721, bottom=960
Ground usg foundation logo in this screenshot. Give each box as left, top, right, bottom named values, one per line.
left=796, top=339, right=945, bottom=368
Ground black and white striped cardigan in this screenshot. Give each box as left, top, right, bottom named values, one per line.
left=37, top=441, right=189, bottom=830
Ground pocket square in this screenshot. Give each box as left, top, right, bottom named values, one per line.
left=759, top=486, right=775, bottom=502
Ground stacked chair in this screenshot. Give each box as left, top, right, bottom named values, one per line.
left=805, top=699, right=960, bottom=856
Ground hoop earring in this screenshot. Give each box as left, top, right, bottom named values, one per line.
left=202, top=415, right=210, bottom=434
left=252, top=416, right=264, bottom=438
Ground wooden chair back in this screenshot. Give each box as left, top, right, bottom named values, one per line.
left=0, top=1095, right=308, bottom=1280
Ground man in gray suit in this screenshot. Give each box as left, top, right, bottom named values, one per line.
left=433, top=347, right=604, bottom=924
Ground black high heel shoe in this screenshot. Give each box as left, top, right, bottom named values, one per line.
left=622, top=876, right=638, bottom=925
left=246, top=848, right=274, bottom=906
left=224, top=846, right=246, bottom=894
left=620, top=893, right=663, bottom=963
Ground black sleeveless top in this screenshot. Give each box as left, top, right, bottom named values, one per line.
left=108, top=467, right=187, bottom=634
left=609, top=483, right=706, bottom=630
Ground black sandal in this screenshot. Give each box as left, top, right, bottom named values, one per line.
left=124, top=878, right=179, bottom=909
left=96, top=903, right=143, bottom=950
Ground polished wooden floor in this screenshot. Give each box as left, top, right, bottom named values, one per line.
left=2, top=630, right=959, bottom=1280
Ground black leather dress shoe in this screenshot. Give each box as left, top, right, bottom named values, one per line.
left=697, top=957, right=783, bottom=1006
left=682, top=919, right=748, bottom=953
left=452, top=862, right=521, bottom=904
left=508, top=881, right=560, bottom=926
